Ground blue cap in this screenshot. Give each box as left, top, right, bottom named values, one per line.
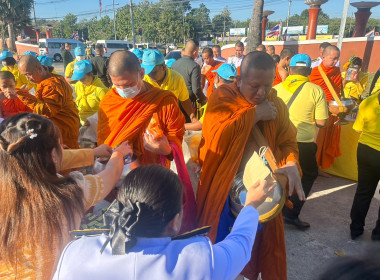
left=37, top=55, right=53, bottom=67
left=0, top=51, right=13, bottom=60
left=141, top=49, right=165, bottom=75
left=24, top=51, right=38, bottom=57
left=74, top=46, right=86, bottom=56
left=132, top=49, right=143, bottom=60
left=71, top=60, right=93, bottom=80
left=212, top=63, right=238, bottom=81
left=290, top=54, right=311, bottom=68
left=166, top=58, right=176, bottom=68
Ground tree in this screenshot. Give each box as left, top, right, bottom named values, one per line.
left=187, top=4, right=211, bottom=40
left=61, top=13, right=78, bottom=39
left=212, top=7, right=232, bottom=36
left=0, top=0, right=33, bottom=52
left=247, top=0, right=263, bottom=52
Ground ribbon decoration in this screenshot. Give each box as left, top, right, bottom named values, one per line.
left=100, top=199, right=144, bottom=255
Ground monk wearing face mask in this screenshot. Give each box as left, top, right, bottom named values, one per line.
left=97, top=50, right=185, bottom=168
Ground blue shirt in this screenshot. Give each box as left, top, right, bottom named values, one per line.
left=54, top=206, right=259, bottom=280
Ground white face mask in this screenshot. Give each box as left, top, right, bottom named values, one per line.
left=2, top=61, right=7, bottom=67
left=116, top=83, right=140, bottom=99
left=76, top=55, right=85, bottom=61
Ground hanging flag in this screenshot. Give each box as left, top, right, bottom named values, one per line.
left=70, top=32, right=76, bottom=39
left=282, top=28, right=288, bottom=41
left=99, top=0, right=102, bottom=12
left=72, top=32, right=79, bottom=40
left=365, top=28, right=375, bottom=37
left=267, top=23, right=281, bottom=38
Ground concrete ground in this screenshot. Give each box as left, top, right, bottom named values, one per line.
left=53, top=61, right=64, bottom=75
left=286, top=175, right=380, bottom=280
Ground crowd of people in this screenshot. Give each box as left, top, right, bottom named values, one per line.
left=0, top=38, right=379, bottom=280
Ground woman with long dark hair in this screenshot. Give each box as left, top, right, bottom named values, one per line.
left=0, top=113, right=132, bottom=279
left=54, top=165, right=274, bottom=280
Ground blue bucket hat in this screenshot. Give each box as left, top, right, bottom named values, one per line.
left=165, top=58, right=176, bottom=68
left=0, top=51, right=13, bottom=60
left=24, top=51, right=38, bottom=57
left=212, top=63, right=238, bottom=81
left=71, top=60, right=93, bottom=80
left=290, top=54, right=311, bottom=68
left=37, top=55, right=54, bottom=67
left=141, top=49, right=165, bottom=75
left=132, top=49, right=143, bottom=60
left=74, top=46, right=86, bottom=56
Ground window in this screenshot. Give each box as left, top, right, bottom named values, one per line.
left=107, top=43, right=129, bottom=49
left=39, top=42, right=46, bottom=48
left=48, top=42, right=62, bottom=49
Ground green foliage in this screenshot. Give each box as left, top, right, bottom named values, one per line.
left=212, top=6, right=233, bottom=34
left=61, top=13, right=77, bottom=38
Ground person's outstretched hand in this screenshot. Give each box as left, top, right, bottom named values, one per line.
left=275, top=161, right=306, bottom=201
left=113, top=141, right=133, bottom=159
left=244, top=180, right=275, bottom=209
left=94, top=144, right=113, bottom=159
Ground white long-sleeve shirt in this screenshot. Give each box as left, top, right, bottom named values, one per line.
left=54, top=206, right=259, bottom=280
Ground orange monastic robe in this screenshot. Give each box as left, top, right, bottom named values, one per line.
left=97, top=82, right=185, bottom=166
left=1, top=89, right=32, bottom=119
left=309, top=63, right=342, bottom=169
left=197, top=82, right=299, bottom=280
left=18, top=74, right=80, bottom=149
left=273, top=64, right=282, bottom=86
left=204, top=61, right=223, bottom=98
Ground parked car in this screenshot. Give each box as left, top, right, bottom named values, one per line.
left=96, top=40, right=133, bottom=57
left=164, top=50, right=181, bottom=63
left=38, top=38, right=86, bottom=62
left=155, top=45, right=166, bottom=56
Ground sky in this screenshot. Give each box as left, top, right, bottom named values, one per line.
left=34, top=0, right=380, bottom=22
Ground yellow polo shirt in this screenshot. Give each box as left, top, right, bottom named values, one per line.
left=353, top=91, right=380, bottom=151
left=371, top=76, right=380, bottom=95
left=74, top=76, right=108, bottom=124
left=341, top=71, right=368, bottom=100
left=144, top=68, right=189, bottom=102
left=275, top=75, right=329, bottom=143
left=65, top=59, right=78, bottom=78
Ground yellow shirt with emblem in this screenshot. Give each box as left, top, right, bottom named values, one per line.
left=65, top=59, right=78, bottom=78
left=341, top=71, right=368, bottom=100
left=274, top=74, right=329, bottom=143
left=74, top=76, right=108, bottom=124
left=143, top=68, right=189, bottom=102
left=353, top=90, right=380, bottom=151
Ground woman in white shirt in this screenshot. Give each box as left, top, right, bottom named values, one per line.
left=54, top=164, right=274, bottom=280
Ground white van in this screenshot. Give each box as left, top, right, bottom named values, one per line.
left=96, top=40, right=133, bottom=57
left=38, top=38, right=86, bottom=62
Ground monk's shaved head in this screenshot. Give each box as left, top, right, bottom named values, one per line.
left=323, top=45, right=340, bottom=56
left=280, top=48, right=295, bottom=60
left=19, top=55, right=42, bottom=71
left=108, top=50, right=141, bottom=77
left=240, top=51, right=275, bottom=80
left=0, top=71, right=16, bottom=82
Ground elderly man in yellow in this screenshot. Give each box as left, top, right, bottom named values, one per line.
left=341, top=57, right=368, bottom=101
left=141, top=49, right=194, bottom=121
left=72, top=60, right=108, bottom=125
left=65, top=46, right=86, bottom=84
left=350, top=88, right=380, bottom=241
left=0, top=51, right=32, bottom=90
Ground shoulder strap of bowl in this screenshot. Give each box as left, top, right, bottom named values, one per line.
left=318, top=65, right=343, bottom=107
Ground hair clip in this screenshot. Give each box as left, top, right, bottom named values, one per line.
left=26, top=129, right=38, bottom=139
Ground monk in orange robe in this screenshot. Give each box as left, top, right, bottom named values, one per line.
left=309, top=45, right=342, bottom=169
left=17, top=55, right=80, bottom=149
left=0, top=71, right=32, bottom=119
left=201, top=47, right=223, bottom=98
left=273, top=48, right=294, bottom=86
left=97, top=50, right=185, bottom=167
left=197, top=51, right=305, bottom=280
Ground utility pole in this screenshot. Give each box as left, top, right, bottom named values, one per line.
left=223, top=19, right=226, bottom=44
left=286, top=0, right=292, bottom=29
left=129, top=0, right=136, bottom=45
left=337, top=0, right=350, bottom=50
left=32, top=1, right=38, bottom=30
left=113, top=0, right=117, bottom=40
